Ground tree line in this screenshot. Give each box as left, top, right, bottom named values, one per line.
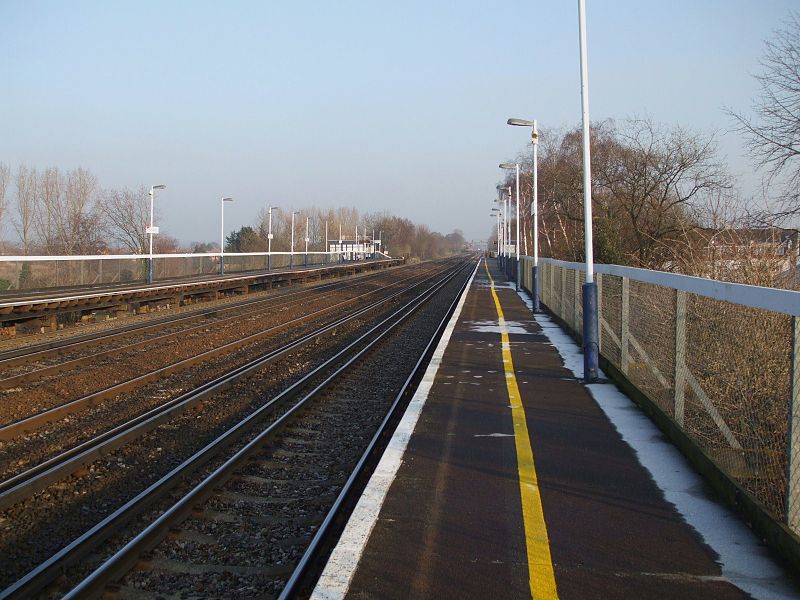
left=496, top=12, right=800, bottom=288
left=497, top=118, right=731, bottom=268
left=225, top=206, right=466, bottom=261
left=0, top=164, right=465, bottom=261
left=491, top=13, right=800, bottom=285
left=0, top=165, right=177, bottom=256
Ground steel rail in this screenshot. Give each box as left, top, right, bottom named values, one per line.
left=0, top=263, right=439, bottom=440
left=0, top=262, right=430, bottom=388
left=0, top=261, right=461, bottom=508
left=0, top=259, right=398, bottom=309
left=279, top=259, right=476, bottom=599
left=0, top=261, right=412, bottom=367
left=58, top=259, right=472, bottom=600
left=0, top=258, right=470, bottom=600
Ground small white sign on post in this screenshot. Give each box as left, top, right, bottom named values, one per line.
left=146, top=226, right=160, bottom=235
left=267, top=233, right=274, bottom=240
left=505, top=244, right=516, bottom=254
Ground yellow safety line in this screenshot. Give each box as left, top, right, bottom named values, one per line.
left=485, top=260, right=559, bottom=600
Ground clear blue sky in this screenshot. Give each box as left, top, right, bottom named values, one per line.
left=1, top=1, right=796, bottom=245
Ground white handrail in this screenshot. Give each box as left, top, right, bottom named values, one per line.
left=0, top=251, right=338, bottom=262
left=535, top=257, right=800, bottom=317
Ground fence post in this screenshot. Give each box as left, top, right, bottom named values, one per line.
left=788, top=316, right=800, bottom=533
left=574, top=268, right=580, bottom=334
left=621, top=276, right=630, bottom=375
left=561, top=267, right=566, bottom=319
left=674, top=290, right=687, bottom=425
left=597, top=273, right=603, bottom=353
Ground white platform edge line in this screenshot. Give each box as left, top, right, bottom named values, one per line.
left=310, top=259, right=481, bottom=600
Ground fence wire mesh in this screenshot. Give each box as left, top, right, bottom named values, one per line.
left=525, top=258, right=798, bottom=532
left=0, top=253, right=342, bottom=291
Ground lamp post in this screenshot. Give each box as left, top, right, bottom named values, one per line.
left=219, top=197, right=233, bottom=275
left=267, top=206, right=279, bottom=270
left=290, top=211, right=299, bottom=268
left=304, top=216, right=310, bottom=266
left=498, top=186, right=510, bottom=274
left=325, top=220, right=328, bottom=264
left=506, top=186, right=512, bottom=276
left=147, top=184, right=166, bottom=284
left=490, top=210, right=501, bottom=259
left=492, top=208, right=501, bottom=257
left=495, top=186, right=505, bottom=268
left=578, top=0, right=598, bottom=382
left=500, top=163, right=521, bottom=290
left=508, top=117, right=540, bottom=311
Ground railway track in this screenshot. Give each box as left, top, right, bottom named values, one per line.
left=0, top=260, right=452, bottom=506
left=0, top=261, right=424, bottom=371
left=0, top=256, right=474, bottom=599
left=0, top=261, right=438, bottom=433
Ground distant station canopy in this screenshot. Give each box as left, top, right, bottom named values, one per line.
left=329, top=237, right=382, bottom=261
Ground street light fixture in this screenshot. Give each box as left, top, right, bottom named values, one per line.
left=495, top=186, right=506, bottom=268
left=147, top=184, right=166, bottom=284
left=267, top=206, right=279, bottom=270
left=500, top=162, right=521, bottom=290
left=220, top=197, right=233, bottom=275
left=496, top=185, right=511, bottom=273
left=490, top=210, right=501, bottom=257
left=508, top=117, right=540, bottom=310
left=290, top=211, right=299, bottom=268
left=305, top=216, right=310, bottom=266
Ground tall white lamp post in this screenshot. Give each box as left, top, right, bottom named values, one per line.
left=578, top=0, right=598, bottom=382
left=500, top=163, right=521, bottom=290
left=495, top=186, right=505, bottom=268
left=220, top=197, right=233, bottom=275
left=508, top=117, right=540, bottom=311
left=267, top=206, right=279, bottom=270
left=304, top=216, right=310, bottom=266
left=492, top=208, right=501, bottom=256
left=491, top=210, right=501, bottom=258
left=290, top=211, right=299, bottom=269
left=147, top=184, right=166, bottom=284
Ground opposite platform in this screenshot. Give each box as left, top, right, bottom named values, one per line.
left=313, top=259, right=798, bottom=600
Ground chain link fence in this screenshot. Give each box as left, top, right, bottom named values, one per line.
left=521, top=256, right=800, bottom=536
left=0, top=252, right=345, bottom=292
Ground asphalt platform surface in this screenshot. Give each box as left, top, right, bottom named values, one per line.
left=330, top=260, right=782, bottom=600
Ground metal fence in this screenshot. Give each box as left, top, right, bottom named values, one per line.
left=519, top=256, right=800, bottom=537
left=0, top=251, right=361, bottom=291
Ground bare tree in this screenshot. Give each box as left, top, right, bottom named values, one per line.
left=29, top=167, right=103, bottom=254
left=101, top=186, right=150, bottom=253
left=593, top=119, right=730, bottom=267
left=0, top=162, right=9, bottom=251
left=33, top=167, right=62, bottom=253
left=729, top=12, right=800, bottom=216
left=62, top=168, right=101, bottom=253
left=14, top=165, right=37, bottom=254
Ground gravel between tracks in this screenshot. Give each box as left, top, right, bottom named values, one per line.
left=0, top=258, right=469, bottom=596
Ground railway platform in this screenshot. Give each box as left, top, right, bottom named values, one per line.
left=312, top=259, right=798, bottom=600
